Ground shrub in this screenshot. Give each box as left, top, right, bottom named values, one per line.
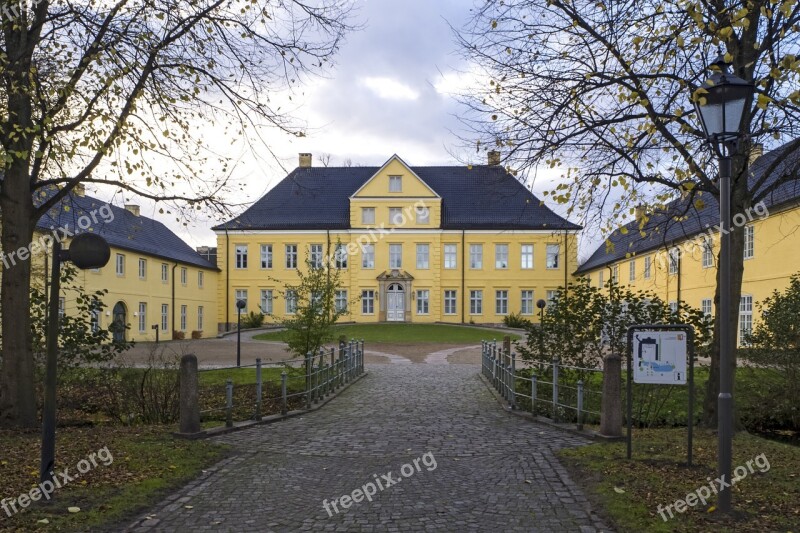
left=503, top=312, right=532, bottom=328
left=191, top=330, right=203, bottom=339
left=241, top=311, right=265, bottom=329
left=172, top=330, right=186, bottom=340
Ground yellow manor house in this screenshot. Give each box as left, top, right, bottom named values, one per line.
left=213, top=153, right=580, bottom=330
left=576, top=142, right=800, bottom=345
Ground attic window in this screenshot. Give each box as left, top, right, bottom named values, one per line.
left=389, top=175, right=402, bottom=192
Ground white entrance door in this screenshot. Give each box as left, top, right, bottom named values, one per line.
left=386, top=283, right=405, bottom=322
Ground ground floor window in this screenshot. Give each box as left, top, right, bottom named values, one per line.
left=180, top=305, right=187, bottom=331
left=416, top=290, right=429, bottom=314
left=444, top=290, right=457, bottom=315
left=335, top=290, right=348, bottom=313
left=161, top=304, right=168, bottom=331
left=739, top=295, right=753, bottom=345
left=470, top=290, right=482, bottom=315
left=260, top=289, right=273, bottom=314
left=521, top=290, right=533, bottom=315
left=138, top=302, right=147, bottom=332
left=198, top=306, right=204, bottom=330
left=285, top=290, right=298, bottom=314
left=495, top=290, right=508, bottom=315
left=235, top=289, right=248, bottom=313
left=362, top=290, right=375, bottom=314
left=701, top=298, right=712, bottom=317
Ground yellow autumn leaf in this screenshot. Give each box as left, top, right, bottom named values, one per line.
left=756, top=93, right=773, bottom=110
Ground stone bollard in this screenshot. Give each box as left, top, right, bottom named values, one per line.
left=179, top=354, right=201, bottom=434
left=600, top=352, right=623, bottom=437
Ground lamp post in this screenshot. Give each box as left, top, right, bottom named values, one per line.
left=536, top=298, right=546, bottom=323
left=41, top=233, right=110, bottom=483
left=691, top=53, right=754, bottom=514
left=236, top=298, right=246, bottom=367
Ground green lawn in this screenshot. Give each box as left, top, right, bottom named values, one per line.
left=254, top=323, right=520, bottom=344
left=559, top=428, right=799, bottom=532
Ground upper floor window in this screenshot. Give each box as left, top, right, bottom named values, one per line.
left=389, top=207, right=403, bottom=225
left=495, top=244, right=509, bottom=269
left=546, top=244, right=560, bottom=269
left=702, top=237, right=714, bottom=268
left=669, top=247, right=679, bottom=274
left=138, top=258, right=146, bottom=279
left=521, top=244, right=533, bottom=269
left=198, top=271, right=204, bottom=288
left=260, top=244, right=273, bottom=269
left=362, top=244, right=375, bottom=269
left=416, top=244, right=430, bottom=269
left=115, top=253, right=125, bottom=276
left=389, top=244, right=402, bottom=269
left=389, top=175, right=402, bottom=192
left=180, top=267, right=187, bottom=285
left=612, top=264, right=619, bottom=283
left=416, top=206, right=430, bottom=224
left=235, top=244, right=248, bottom=269
left=362, top=207, right=375, bottom=225
left=743, top=225, right=754, bottom=259
left=286, top=244, right=298, bottom=269
left=599, top=270, right=604, bottom=286
left=310, top=244, right=323, bottom=269
left=629, top=260, right=635, bottom=282
left=469, top=244, right=483, bottom=269
left=335, top=244, right=348, bottom=269
left=444, top=244, right=457, bottom=269
left=643, top=256, right=652, bottom=279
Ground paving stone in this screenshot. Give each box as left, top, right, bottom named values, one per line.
left=122, top=364, right=612, bottom=532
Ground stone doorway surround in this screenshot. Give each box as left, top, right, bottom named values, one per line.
left=376, top=269, right=414, bottom=322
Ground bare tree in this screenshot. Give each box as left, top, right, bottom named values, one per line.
left=0, top=0, right=356, bottom=427
left=456, top=0, right=800, bottom=425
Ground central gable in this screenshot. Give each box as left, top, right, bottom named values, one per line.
left=351, top=155, right=440, bottom=198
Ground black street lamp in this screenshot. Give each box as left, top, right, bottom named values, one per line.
left=41, top=233, right=110, bottom=483
left=236, top=299, right=246, bottom=367
left=536, top=298, right=546, bottom=323
left=692, top=52, right=754, bottom=514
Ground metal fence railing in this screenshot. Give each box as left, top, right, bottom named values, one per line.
left=481, top=340, right=603, bottom=430
left=198, top=339, right=365, bottom=428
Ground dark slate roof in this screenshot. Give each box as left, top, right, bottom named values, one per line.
left=575, top=141, right=800, bottom=274
left=213, top=164, right=581, bottom=231
left=35, top=189, right=217, bottom=270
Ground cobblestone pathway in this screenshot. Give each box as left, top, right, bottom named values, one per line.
left=125, top=365, right=610, bottom=532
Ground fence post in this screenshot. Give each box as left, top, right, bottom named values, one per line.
left=305, top=352, right=313, bottom=409
left=360, top=339, right=365, bottom=373
left=330, top=348, right=336, bottom=390
left=509, top=351, right=517, bottom=410
left=255, top=358, right=262, bottom=420
left=531, top=374, right=537, bottom=416
left=281, top=371, right=288, bottom=415
left=338, top=342, right=345, bottom=387
left=318, top=348, right=326, bottom=399
left=552, top=357, right=559, bottom=422
left=599, top=353, right=623, bottom=437
left=577, top=380, right=584, bottom=431
left=225, top=379, right=233, bottom=428
left=179, top=354, right=200, bottom=434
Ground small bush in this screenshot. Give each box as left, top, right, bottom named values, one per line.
left=241, top=311, right=265, bottom=329
left=172, top=330, right=186, bottom=340
left=503, top=312, right=532, bottom=328
left=191, top=330, right=203, bottom=339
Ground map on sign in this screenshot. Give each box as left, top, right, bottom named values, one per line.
left=632, top=330, right=687, bottom=385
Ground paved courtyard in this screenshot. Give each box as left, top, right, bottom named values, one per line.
left=124, top=364, right=610, bottom=532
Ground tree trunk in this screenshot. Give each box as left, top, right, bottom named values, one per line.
left=703, top=171, right=748, bottom=428
left=0, top=167, right=37, bottom=428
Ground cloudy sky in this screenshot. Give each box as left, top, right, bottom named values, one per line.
left=94, top=0, right=582, bottom=256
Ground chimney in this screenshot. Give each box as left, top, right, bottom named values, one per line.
left=125, top=204, right=140, bottom=216
left=73, top=183, right=85, bottom=197
left=299, top=153, right=312, bottom=168
left=749, top=143, right=763, bottom=165
left=487, top=150, right=501, bottom=166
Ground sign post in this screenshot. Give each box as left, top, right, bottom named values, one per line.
left=626, top=325, right=694, bottom=466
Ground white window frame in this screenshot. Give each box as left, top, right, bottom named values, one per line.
left=361, top=290, right=375, bottom=314
left=161, top=304, right=168, bottom=331
left=260, top=244, right=273, bottom=269
left=416, top=243, right=429, bottom=269
left=743, top=225, right=754, bottom=259
left=416, top=206, right=430, bottom=225
left=235, top=289, right=248, bottom=313
left=335, top=244, right=348, bottom=269
left=739, top=295, right=753, bottom=344
left=180, top=267, right=187, bottom=286
left=444, top=290, right=457, bottom=315
left=470, top=290, right=483, bottom=315
left=598, top=270, right=604, bottom=286
left=546, top=290, right=558, bottom=304
left=702, top=237, right=714, bottom=268
left=389, top=244, right=402, bottom=269
left=495, top=244, right=509, bottom=269
left=260, top=289, right=273, bottom=314
left=310, top=244, right=323, bottom=269
left=612, top=264, right=619, bottom=283
left=546, top=244, right=560, bottom=269
left=285, top=290, right=298, bottom=314
left=643, top=256, right=652, bottom=279
left=669, top=247, right=679, bottom=274
left=389, top=175, right=402, bottom=192
left=495, top=290, right=508, bottom=315
left=521, top=244, right=533, bottom=269
left=286, top=244, right=298, bottom=269
left=389, top=207, right=403, bottom=225
left=444, top=244, right=457, bottom=269
left=521, top=290, right=534, bottom=315
left=138, top=258, right=146, bottom=280
left=116, top=253, right=125, bottom=276
left=161, top=263, right=169, bottom=283
left=629, top=260, right=636, bottom=282
left=701, top=298, right=712, bottom=317
left=362, top=243, right=375, bottom=269
left=180, top=305, right=187, bottom=331
left=197, top=306, right=204, bottom=330
left=469, top=244, right=483, bottom=269
left=416, top=290, right=429, bottom=315
left=198, top=271, right=204, bottom=288
left=235, top=244, right=248, bottom=269
left=138, top=302, right=146, bottom=332
left=335, top=290, right=348, bottom=313
left=361, top=207, right=375, bottom=225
